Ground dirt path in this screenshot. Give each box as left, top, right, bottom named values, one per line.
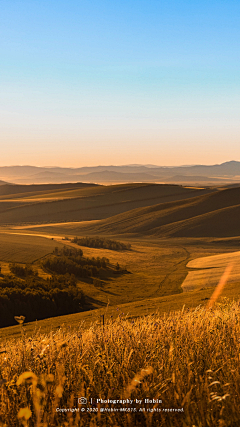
left=149, top=246, right=190, bottom=297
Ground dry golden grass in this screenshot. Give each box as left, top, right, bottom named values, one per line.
left=1, top=280, right=240, bottom=341
left=1, top=233, right=192, bottom=305
left=0, top=183, right=211, bottom=226
left=0, top=233, right=63, bottom=263
left=70, top=186, right=240, bottom=238
left=182, top=251, right=240, bottom=292
left=0, top=299, right=239, bottom=426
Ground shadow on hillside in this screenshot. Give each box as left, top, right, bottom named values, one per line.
left=101, top=269, right=132, bottom=283
left=99, top=289, right=119, bottom=296
left=209, top=238, right=240, bottom=247
left=84, top=295, right=108, bottom=308
left=76, top=268, right=131, bottom=288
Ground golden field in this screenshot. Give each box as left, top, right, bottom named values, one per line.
left=0, top=299, right=239, bottom=426
left=0, top=181, right=240, bottom=426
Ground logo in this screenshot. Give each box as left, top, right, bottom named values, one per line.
left=78, top=397, right=87, bottom=405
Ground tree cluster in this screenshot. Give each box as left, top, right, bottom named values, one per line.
left=0, top=246, right=126, bottom=328
left=0, top=274, right=85, bottom=328
left=9, top=263, right=37, bottom=278
left=42, top=247, right=109, bottom=279
left=71, top=236, right=131, bottom=251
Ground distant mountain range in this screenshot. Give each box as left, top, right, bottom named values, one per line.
left=0, top=161, right=240, bottom=185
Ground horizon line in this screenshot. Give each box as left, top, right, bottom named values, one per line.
left=0, top=160, right=239, bottom=169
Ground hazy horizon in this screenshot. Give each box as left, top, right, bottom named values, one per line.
left=1, top=0, right=240, bottom=167
left=0, top=159, right=240, bottom=169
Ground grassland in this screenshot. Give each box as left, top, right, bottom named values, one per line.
left=1, top=230, right=239, bottom=308
left=0, top=232, right=63, bottom=263
left=1, top=280, right=240, bottom=341
left=0, top=299, right=240, bottom=426
left=0, top=181, right=240, bottom=425
left=1, top=181, right=240, bottom=341
left=66, top=186, right=240, bottom=238
left=0, top=182, right=96, bottom=198
left=182, top=250, right=240, bottom=291
left=0, top=183, right=213, bottom=225
left=0, top=230, right=240, bottom=340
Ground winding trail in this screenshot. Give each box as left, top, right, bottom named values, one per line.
left=149, top=245, right=190, bottom=297
left=2, top=226, right=239, bottom=295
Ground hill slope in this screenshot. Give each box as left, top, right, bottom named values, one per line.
left=0, top=182, right=97, bottom=197
left=75, top=186, right=240, bottom=238
left=0, top=183, right=213, bottom=225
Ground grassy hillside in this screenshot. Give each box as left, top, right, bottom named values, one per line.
left=0, top=170, right=240, bottom=426
left=163, top=204, right=240, bottom=237
left=0, top=233, right=63, bottom=263
left=0, top=299, right=240, bottom=426
left=1, top=279, right=240, bottom=340
left=0, top=183, right=213, bottom=225
left=0, top=233, right=239, bottom=337
left=0, top=182, right=97, bottom=197
left=182, top=250, right=240, bottom=291
left=0, top=237, right=189, bottom=308
left=71, top=186, right=240, bottom=238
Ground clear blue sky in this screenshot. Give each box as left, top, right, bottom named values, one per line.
left=1, top=0, right=240, bottom=166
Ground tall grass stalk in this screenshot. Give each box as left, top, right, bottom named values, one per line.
left=0, top=299, right=239, bottom=426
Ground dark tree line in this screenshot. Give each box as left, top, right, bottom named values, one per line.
left=0, top=246, right=125, bottom=328
left=42, top=247, right=109, bottom=278
left=71, top=236, right=131, bottom=251
left=9, top=263, right=38, bottom=278
left=0, top=275, right=85, bottom=328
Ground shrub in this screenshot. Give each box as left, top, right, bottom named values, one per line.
left=10, top=263, right=37, bottom=277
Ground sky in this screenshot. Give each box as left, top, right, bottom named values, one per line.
left=1, top=0, right=240, bottom=167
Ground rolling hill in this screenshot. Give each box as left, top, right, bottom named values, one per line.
left=0, top=182, right=98, bottom=197
left=0, top=183, right=214, bottom=225
left=73, top=186, right=240, bottom=238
